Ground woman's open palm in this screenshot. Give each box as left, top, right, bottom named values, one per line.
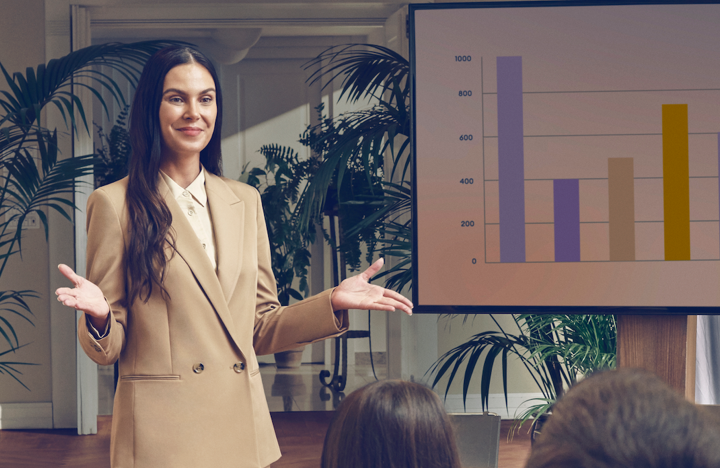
left=331, top=258, right=413, bottom=315
left=55, top=264, right=110, bottom=326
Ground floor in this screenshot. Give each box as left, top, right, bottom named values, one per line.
left=0, top=414, right=530, bottom=468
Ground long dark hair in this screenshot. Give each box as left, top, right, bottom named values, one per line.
left=321, top=380, right=461, bottom=468
left=126, top=45, right=223, bottom=305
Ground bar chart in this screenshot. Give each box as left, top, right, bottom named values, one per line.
left=413, top=3, right=720, bottom=308
left=484, top=56, right=718, bottom=264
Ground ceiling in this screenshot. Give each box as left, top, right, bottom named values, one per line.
left=85, top=1, right=415, bottom=63
left=89, top=2, right=410, bottom=40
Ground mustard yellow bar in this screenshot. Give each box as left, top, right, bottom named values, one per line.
left=662, top=104, right=690, bottom=261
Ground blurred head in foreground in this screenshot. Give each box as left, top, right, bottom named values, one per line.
left=525, top=368, right=720, bottom=468
left=321, top=380, right=461, bottom=468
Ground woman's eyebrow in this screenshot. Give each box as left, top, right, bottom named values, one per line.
left=162, top=88, right=216, bottom=96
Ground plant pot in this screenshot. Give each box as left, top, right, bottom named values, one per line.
left=449, top=412, right=501, bottom=468
left=274, top=346, right=305, bottom=369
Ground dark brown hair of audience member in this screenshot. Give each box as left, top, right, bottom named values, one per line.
left=525, top=368, right=720, bottom=468
left=321, top=380, right=462, bottom=468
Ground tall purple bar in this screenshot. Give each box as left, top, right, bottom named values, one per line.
left=554, top=179, right=581, bottom=262
left=497, top=56, right=526, bottom=262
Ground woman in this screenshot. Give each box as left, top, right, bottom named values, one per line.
left=321, top=380, right=461, bottom=468
left=55, top=46, right=412, bottom=468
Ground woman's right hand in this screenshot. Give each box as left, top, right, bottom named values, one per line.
left=55, top=264, right=110, bottom=331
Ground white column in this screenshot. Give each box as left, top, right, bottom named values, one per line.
left=46, top=0, right=77, bottom=430
left=71, top=4, right=98, bottom=435
left=308, top=69, right=326, bottom=364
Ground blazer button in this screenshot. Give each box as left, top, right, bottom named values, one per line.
left=233, top=362, right=245, bottom=373
left=193, top=363, right=204, bottom=374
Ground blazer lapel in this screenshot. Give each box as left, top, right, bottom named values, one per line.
left=159, top=175, right=244, bottom=352
left=205, top=172, right=244, bottom=303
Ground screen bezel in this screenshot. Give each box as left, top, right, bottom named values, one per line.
left=409, top=0, right=720, bottom=314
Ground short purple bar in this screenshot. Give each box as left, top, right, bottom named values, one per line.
left=497, top=56, right=526, bottom=263
left=554, top=179, right=581, bottom=262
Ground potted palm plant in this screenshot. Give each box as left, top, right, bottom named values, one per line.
left=429, top=313, right=616, bottom=436
left=298, top=44, right=412, bottom=289
left=242, top=145, right=318, bottom=367
left=0, top=40, right=176, bottom=388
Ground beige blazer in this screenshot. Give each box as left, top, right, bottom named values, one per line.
left=77, top=173, right=348, bottom=468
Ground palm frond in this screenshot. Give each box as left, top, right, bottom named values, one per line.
left=426, top=330, right=549, bottom=410
left=297, top=45, right=411, bottom=268
left=250, top=144, right=318, bottom=305
left=1, top=130, right=96, bottom=248
left=297, top=108, right=407, bottom=233
left=0, top=290, right=37, bottom=350
left=343, top=181, right=411, bottom=239
left=0, top=343, right=39, bottom=391
left=511, top=398, right=555, bottom=439
left=370, top=219, right=412, bottom=293
left=305, top=44, right=409, bottom=105
left=428, top=312, right=616, bottom=429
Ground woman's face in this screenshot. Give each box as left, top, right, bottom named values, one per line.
left=158, top=62, right=217, bottom=163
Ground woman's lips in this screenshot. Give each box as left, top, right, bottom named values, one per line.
left=178, top=127, right=202, bottom=136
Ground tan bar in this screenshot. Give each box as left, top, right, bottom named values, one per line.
left=608, top=158, right=635, bottom=261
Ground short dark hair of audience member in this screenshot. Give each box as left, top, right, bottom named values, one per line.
left=525, top=368, right=720, bottom=468
left=321, top=380, right=462, bottom=468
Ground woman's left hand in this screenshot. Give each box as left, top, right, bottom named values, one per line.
left=330, top=258, right=413, bottom=315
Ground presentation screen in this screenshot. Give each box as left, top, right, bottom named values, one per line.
left=410, top=1, right=720, bottom=314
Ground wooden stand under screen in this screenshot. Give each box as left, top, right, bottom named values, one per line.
left=616, top=315, right=697, bottom=400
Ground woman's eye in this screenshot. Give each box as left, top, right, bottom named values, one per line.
left=201, top=96, right=214, bottom=104
left=169, top=96, right=183, bottom=104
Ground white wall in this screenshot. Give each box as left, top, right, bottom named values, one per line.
left=0, top=0, right=58, bottom=429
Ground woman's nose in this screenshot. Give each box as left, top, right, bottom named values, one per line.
left=184, top=102, right=200, bottom=120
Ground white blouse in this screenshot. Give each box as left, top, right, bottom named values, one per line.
left=160, top=167, right=217, bottom=270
